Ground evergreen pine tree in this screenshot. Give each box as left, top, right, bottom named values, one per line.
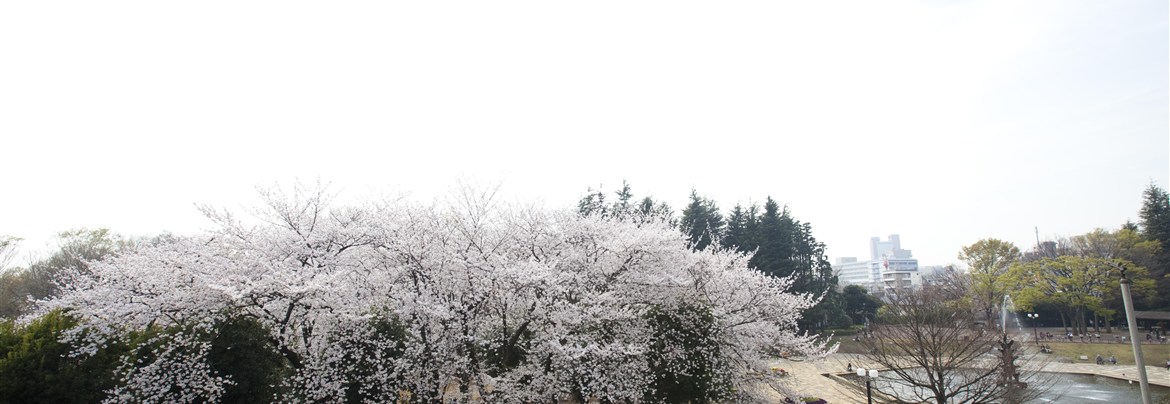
left=679, top=190, right=724, bottom=251
left=792, top=220, right=844, bottom=332
left=721, top=204, right=748, bottom=251
left=580, top=186, right=844, bottom=329
left=740, top=197, right=843, bottom=331
left=1138, top=182, right=1170, bottom=309
left=612, top=181, right=634, bottom=218
left=577, top=187, right=607, bottom=217
left=638, top=197, right=656, bottom=216
left=749, top=197, right=795, bottom=279
left=578, top=183, right=673, bottom=223
left=741, top=204, right=761, bottom=252
left=1140, top=182, right=1170, bottom=244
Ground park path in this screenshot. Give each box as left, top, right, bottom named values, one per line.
left=1041, top=361, right=1170, bottom=387
left=763, top=353, right=1170, bottom=403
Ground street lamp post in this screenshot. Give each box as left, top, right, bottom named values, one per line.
left=1027, top=313, right=1039, bottom=341
left=1119, top=265, right=1152, bottom=404
left=856, top=368, right=879, bottom=404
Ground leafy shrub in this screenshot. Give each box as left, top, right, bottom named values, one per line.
left=208, top=315, right=288, bottom=403
left=0, top=310, right=124, bottom=403
left=644, top=303, right=732, bottom=403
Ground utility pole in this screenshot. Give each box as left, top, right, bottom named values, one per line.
left=1034, top=226, right=1049, bottom=258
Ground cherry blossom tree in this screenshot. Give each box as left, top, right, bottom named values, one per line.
left=41, top=183, right=831, bottom=402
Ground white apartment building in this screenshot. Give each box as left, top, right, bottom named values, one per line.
left=834, top=257, right=880, bottom=285
left=833, top=234, right=919, bottom=291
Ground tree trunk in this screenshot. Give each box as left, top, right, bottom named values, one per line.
left=500, top=320, right=531, bottom=369
left=1080, top=307, right=1088, bottom=335
left=985, top=306, right=996, bottom=331
left=269, top=337, right=304, bottom=370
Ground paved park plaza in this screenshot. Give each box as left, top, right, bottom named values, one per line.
left=764, top=326, right=1170, bottom=403
left=765, top=353, right=1170, bottom=403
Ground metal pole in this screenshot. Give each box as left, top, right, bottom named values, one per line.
left=1032, top=314, right=1038, bottom=341
left=1120, top=267, right=1152, bottom=404
left=866, top=377, right=873, bottom=404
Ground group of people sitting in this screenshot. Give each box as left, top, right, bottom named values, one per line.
left=1043, top=331, right=1170, bottom=344
left=1094, top=354, right=1117, bottom=365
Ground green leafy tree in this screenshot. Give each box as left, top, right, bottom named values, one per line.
left=0, top=310, right=126, bottom=403
left=1110, top=228, right=1164, bottom=311
left=643, top=303, right=731, bottom=403
left=1067, top=227, right=1160, bottom=267
left=1065, top=228, right=1161, bottom=328
left=210, top=315, right=289, bottom=403
left=957, top=239, right=1020, bottom=329
left=0, top=271, right=36, bottom=319
left=842, top=285, right=882, bottom=325
left=0, top=229, right=128, bottom=319
left=1007, top=256, right=1154, bottom=334
left=0, top=236, right=20, bottom=273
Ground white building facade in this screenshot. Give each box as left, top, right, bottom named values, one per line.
left=833, top=234, right=920, bottom=291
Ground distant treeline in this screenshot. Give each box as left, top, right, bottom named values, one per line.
left=576, top=182, right=848, bottom=331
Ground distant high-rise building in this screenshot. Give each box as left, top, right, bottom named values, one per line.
left=834, top=234, right=919, bottom=290
left=870, top=235, right=912, bottom=260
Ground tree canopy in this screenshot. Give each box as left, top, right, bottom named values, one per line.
left=0, top=229, right=131, bottom=318
left=861, top=286, right=1047, bottom=404
left=958, top=238, right=1020, bottom=328
left=1138, top=182, right=1170, bottom=309
left=34, top=183, right=832, bottom=403
left=1006, top=253, right=1155, bottom=334
left=579, top=185, right=844, bottom=332
left=841, top=285, right=882, bottom=326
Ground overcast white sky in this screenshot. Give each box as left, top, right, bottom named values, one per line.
left=1, top=0, right=1167, bottom=267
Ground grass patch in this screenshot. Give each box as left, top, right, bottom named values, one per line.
left=1044, top=342, right=1169, bottom=367
left=827, top=335, right=869, bottom=354
left=825, top=334, right=1170, bottom=366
